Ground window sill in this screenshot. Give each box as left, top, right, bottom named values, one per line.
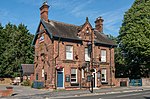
left=101, top=82, right=108, bottom=84
left=63, top=60, right=76, bottom=63
left=100, top=62, right=109, bottom=65
left=70, top=83, right=79, bottom=86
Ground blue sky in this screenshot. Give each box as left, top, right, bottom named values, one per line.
left=0, top=0, right=134, bottom=37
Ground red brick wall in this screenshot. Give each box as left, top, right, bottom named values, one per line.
left=34, top=23, right=115, bottom=89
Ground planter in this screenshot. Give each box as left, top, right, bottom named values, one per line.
left=6, top=87, right=13, bottom=90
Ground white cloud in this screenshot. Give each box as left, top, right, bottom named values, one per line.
left=101, top=7, right=130, bottom=36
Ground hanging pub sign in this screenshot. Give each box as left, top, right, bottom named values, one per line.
left=65, top=74, right=70, bottom=82
left=87, top=75, right=92, bottom=82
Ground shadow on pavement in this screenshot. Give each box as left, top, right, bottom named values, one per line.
left=144, top=96, right=150, bottom=99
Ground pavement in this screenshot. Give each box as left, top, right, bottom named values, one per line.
left=0, top=85, right=150, bottom=99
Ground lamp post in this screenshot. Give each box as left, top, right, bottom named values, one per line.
left=44, top=72, right=47, bottom=87
left=87, top=28, right=94, bottom=93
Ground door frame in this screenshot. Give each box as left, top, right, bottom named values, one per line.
left=57, top=68, right=64, bottom=88
left=92, top=68, right=97, bottom=88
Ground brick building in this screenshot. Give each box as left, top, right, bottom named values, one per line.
left=32, top=2, right=116, bottom=89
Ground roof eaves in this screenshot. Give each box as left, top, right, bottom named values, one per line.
left=32, top=20, right=42, bottom=45
left=94, top=41, right=117, bottom=47
left=41, top=19, right=53, bottom=39
left=53, top=35, right=82, bottom=41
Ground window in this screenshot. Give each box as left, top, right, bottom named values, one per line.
left=101, top=50, right=106, bottom=62
left=71, top=68, right=77, bottom=83
left=39, top=34, right=44, bottom=42
left=85, top=48, right=90, bottom=61
left=36, top=73, right=38, bottom=80
left=82, top=69, right=84, bottom=78
left=101, top=69, right=107, bottom=82
left=66, top=45, right=73, bottom=60
left=42, top=69, right=44, bottom=78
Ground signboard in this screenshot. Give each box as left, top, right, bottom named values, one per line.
left=65, top=75, right=70, bottom=82
left=87, top=75, right=92, bottom=82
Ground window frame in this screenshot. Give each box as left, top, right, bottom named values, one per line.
left=101, top=69, right=107, bottom=82
left=82, top=69, right=85, bottom=78
left=101, top=49, right=107, bottom=62
left=85, top=47, right=90, bottom=61
left=71, top=68, right=77, bottom=83
left=42, top=69, right=44, bottom=78
left=66, top=45, right=73, bottom=60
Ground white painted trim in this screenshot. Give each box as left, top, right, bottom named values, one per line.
left=71, top=68, right=77, bottom=83
left=93, top=69, right=97, bottom=88
left=82, top=69, right=84, bottom=78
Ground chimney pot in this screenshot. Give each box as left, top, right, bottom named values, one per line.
left=95, top=16, right=104, bottom=33
left=40, top=2, right=49, bottom=21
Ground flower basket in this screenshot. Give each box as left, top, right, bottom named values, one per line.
left=56, top=65, right=63, bottom=70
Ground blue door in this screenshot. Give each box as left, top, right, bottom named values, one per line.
left=57, top=71, right=63, bottom=87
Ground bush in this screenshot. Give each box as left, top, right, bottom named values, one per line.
left=22, top=80, right=30, bottom=86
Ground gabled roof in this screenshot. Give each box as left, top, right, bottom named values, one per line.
left=94, top=31, right=116, bottom=46
left=43, top=19, right=81, bottom=40
left=21, top=64, right=34, bottom=76
left=32, top=19, right=116, bottom=46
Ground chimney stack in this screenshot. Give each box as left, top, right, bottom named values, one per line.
left=95, top=17, right=104, bottom=33
left=40, top=2, right=49, bottom=21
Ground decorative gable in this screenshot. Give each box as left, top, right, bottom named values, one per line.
left=77, top=17, right=93, bottom=41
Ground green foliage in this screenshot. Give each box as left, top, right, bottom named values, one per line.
left=108, top=34, right=129, bottom=78
left=0, top=23, right=34, bottom=77
left=118, top=0, right=150, bottom=78
left=22, top=79, right=31, bottom=86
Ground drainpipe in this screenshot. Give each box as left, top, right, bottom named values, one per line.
left=109, top=45, right=113, bottom=88
left=54, top=37, right=61, bottom=90
left=90, top=28, right=94, bottom=93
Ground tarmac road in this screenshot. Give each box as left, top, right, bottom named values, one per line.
left=51, top=90, right=150, bottom=99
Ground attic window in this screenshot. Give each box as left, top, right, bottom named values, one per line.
left=86, top=27, right=90, bottom=34
left=39, top=34, right=44, bottom=42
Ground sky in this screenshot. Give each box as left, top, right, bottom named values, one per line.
left=0, top=0, right=135, bottom=37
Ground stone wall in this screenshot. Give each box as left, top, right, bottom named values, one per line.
left=115, top=78, right=129, bottom=87
left=142, top=78, right=150, bottom=86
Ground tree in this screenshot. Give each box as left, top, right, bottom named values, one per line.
left=118, top=0, right=150, bottom=78
left=107, top=34, right=129, bottom=78
left=0, top=23, right=34, bottom=77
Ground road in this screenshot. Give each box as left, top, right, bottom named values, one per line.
left=51, top=90, right=150, bottom=99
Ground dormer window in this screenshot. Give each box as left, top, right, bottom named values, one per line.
left=39, top=34, right=44, bottom=42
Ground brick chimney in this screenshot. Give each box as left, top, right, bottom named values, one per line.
left=95, top=17, right=104, bottom=33
left=40, top=2, right=49, bottom=21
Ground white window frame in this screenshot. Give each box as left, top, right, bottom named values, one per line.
left=71, top=68, right=77, bottom=83
left=101, top=50, right=106, bottom=62
left=101, top=69, right=107, bottom=82
left=85, top=48, right=90, bottom=61
left=66, top=45, right=73, bottom=60
left=42, top=69, right=44, bottom=78
left=82, top=69, right=85, bottom=78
